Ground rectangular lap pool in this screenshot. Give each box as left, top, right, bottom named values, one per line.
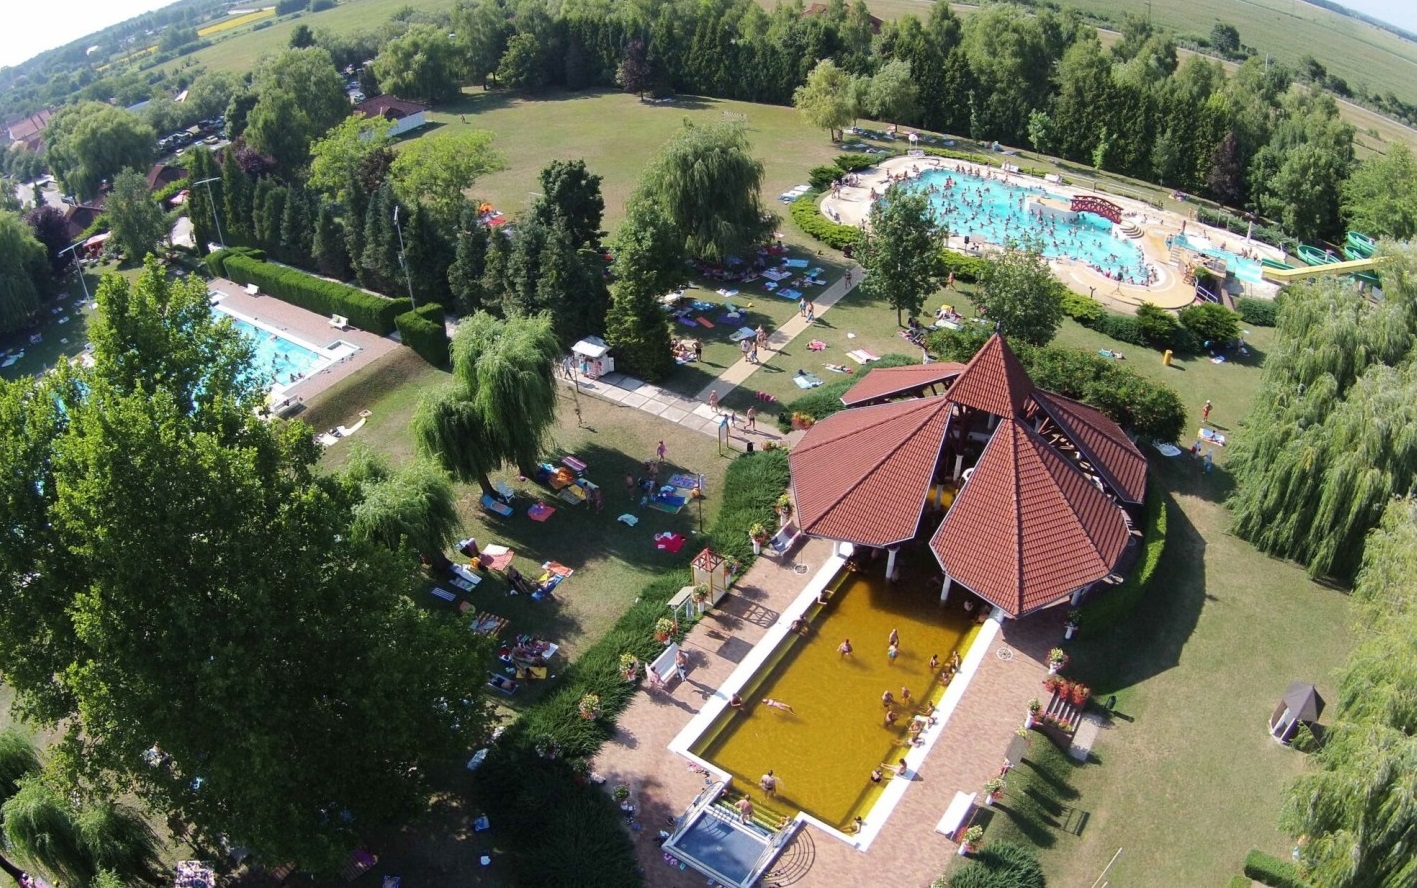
left=691, top=567, right=980, bottom=829
left=211, top=303, right=351, bottom=395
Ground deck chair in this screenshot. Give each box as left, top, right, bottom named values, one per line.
left=481, top=494, right=513, bottom=517
left=769, top=522, right=804, bottom=557
left=494, top=480, right=516, bottom=501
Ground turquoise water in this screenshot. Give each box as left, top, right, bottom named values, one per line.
left=1172, top=233, right=1264, bottom=285
left=218, top=310, right=326, bottom=388
left=906, top=168, right=1149, bottom=284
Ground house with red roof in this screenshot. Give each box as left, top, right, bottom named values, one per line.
left=5, top=109, right=53, bottom=152
left=353, top=95, right=429, bottom=138
left=789, top=334, right=1146, bottom=619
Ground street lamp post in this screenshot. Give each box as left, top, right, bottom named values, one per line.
left=58, top=242, right=90, bottom=303
left=192, top=176, right=226, bottom=248
left=392, top=205, right=418, bottom=310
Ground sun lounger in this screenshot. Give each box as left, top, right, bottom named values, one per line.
left=729, top=326, right=757, bottom=342
left=450, top=576, right=476, bottom=592
left=481, top=494, right=513, bottom=517
left=487, top=672, right=518, bottom=695
left=494, top=480, right=516, bottom=500
left=451, top=563, right=482, bottom=585
left=329, top=314, right=349, bottom=330
left=649, top=643, right=682, bottom=689
left=343, top=848, right=378, bottom=881
left=769, top=522, right=804, bottom=556
left=472, top=612, right=510, bottom=636
left=430, top=586, right=457, bottom=602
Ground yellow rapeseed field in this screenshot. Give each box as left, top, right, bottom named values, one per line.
left=197, top=7, right=275, bottom=38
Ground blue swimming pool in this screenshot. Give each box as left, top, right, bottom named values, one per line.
left=905, top=168, right=1149, bottom=284
left=215, top=308, right=327, bottom=389
left=1172, top=233, right=1265, bottom=285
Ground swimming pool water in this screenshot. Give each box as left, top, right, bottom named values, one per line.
left=217, top=310, right=327, bottom=389
left=906, top=168, right=1150, bottom=283
left=1172, top=233, right=1265, bottom=285
left=693, top=568, right=978, bottom=828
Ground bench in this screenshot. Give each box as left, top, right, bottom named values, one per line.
left=768, top=522, right=804, bottom=557
left=648, top=643, right=681, bottom=689
left=935, top=791, right=976, bottom=839
left=329, top=314, right=349, bottom=329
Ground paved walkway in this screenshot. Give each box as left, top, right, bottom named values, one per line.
left=592, top=542, right=1062, bottom=888
left=560, top=270, right=864, bottom=439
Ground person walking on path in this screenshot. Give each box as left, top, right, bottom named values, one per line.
left=1201, top=399, right=1213, bottom=424
left=806, top=301, right=816, bottom=322
left=845, top=267, right=853, bottom=286
left=675, top=648, right=689, bottom=682
left=708, top=389, right=719, bottom=413
left=798, top=297, right=807, bottom=318
left=657, top=440, right=667, bottom=462
left=742, top=338, right=753, bottom=362
left=756, top=325, right=768, bottom=352
left=746, top=406, right=757, bottom=431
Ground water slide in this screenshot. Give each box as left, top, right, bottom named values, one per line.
left=1261, top=255, right=1388, bottom=283
left=1343, top=231, right=1376, bottom=261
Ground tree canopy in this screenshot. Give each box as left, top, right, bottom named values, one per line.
left=972, top=244, right=1065, bottom=346
left=390, top=131, right=504, bottom=228
left=309, top=115, right=394, bottom=204
left=793, top=59, right=855, bottom=142
left=45, top=102, right=156, bottom=200
left=104, top=169, right=167, bottom=261
left=639, top=121, right=773, bottom=264
left=0, top=210, right=49, bottom=335
left=0, top=259, right=489, bottom=872
left=858, top=189, right=946, bottom=324
left=373, top=24, right=462, bottom=104
left=1342, top=142, right=1417, bottom=242
left=244, top=47, right=350, bottom=173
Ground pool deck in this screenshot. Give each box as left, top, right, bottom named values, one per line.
left=591, top=538, right=1062, bottom=887
left=207, top=278, right=399, bottom=406
left=822, top=155, right=1282, bottom=312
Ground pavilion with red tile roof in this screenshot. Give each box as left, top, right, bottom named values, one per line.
left=788, top=334, right=1146, bottom=618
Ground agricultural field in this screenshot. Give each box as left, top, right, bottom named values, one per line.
left=196, top=7, right=275, bottom=38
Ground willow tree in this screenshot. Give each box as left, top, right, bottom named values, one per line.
left=639, top=121, right=774, bottom=264
left=1282, top=499, right=1417, bottom=888
left=1228, top=245, right=1417, bottom=578
left=414, top=312, right=560, bottom=495
left=345, top=451, right=462, bottom=562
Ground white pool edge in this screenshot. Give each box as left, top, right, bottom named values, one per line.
left=210, top=300, right=360, bottom=396
left=667, top=552, right=1004, bottom=851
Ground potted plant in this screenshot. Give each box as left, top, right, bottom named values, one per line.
left=692, top=583, right=711, bottom=610
left=775, top=494, right=794, bottom=526
left=749, top=522, right=769, bottom=555
left=1047, top=648, right=1069, bottom=674
left=1025, top=698, right=1042, bottom=729
left=611, top=783, right=631, bottom=805
left=619, top=653, right=640, bottom=682
left=1068, top=682, right=1092, bottom=708
left=1064, top=608, right=1082, bottom=640
left=959, top=824, right=985, bottom=856
left=654, top=617, right=677, bottom=643
left=983, top=777, right=1005, bottom=805
left=578, top=693, right=602, bottom=720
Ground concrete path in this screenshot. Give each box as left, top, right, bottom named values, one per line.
left=1069, top=711, right=1105, bottom=762
left=558, top=269, right=864, bottom=440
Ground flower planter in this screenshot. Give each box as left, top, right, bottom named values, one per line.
left=1064, top=623, right=1077, bottom=640
left=1048, top=664, right=1060, bottom=676
left=1024, top=714, right=1036, bottom=729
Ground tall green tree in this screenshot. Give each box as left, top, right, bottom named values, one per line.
left=530, top=159, right=604, bottom=249
left=972, top=245, right=1065, bottom=346
left=244, top=47, right=349, bottom=173
left=308, top=115, right=394, bottom=204
left=220, top=146, right=253, bottom=242
left=496, top=33, right=546, bottom=88
left=311, top=198, right=350, bottom=279
left=344, top=451, right=462, bottom=563
left=448, top=204, right=492, bottom=315
left=612, top=193, right=688, bottom=300
left=639, top=121, right=773, bottom=264
left=867, top=59, right=919, bottom=126
left=1342, top=142, right=1417, bottom=242
left=104, top=169, right=168, bottom=261
left=858, top=190, right=946, bottom=325
left=451, top=0, right=512, bottom=87
left=45, top=103, right=156, bottom=200
left=0, top=259, right=489, bottom=873
left=0, top=211, right=48, bottom=334
left=373, top=24, right=462, bottom=103
left=793, top=58, right=855, bottom=142
left=389, top=131, right=504, bottom=228
left=413, top=312, right=560, bottom=495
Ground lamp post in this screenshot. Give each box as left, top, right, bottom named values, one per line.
left=392, top=205, right=417, bottom=309
left=58, top=242, right=90, bottom=303
left=192, top=176, right=225, bottom=248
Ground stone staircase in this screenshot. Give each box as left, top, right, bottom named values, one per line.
left=1118, top=221, right=1144, bottom=239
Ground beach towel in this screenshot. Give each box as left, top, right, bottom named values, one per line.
left=715, top=289, right=739, bottom=298
left=666, top=473, right=700, bottom=489
left=695, top=316, right=714, bottom=328
left=793, top=372, right=825, bottom=389
left=617, top=513, right=640, bottom=526
left=763, top=269, right=791, bottom=281
left=692, top=300, right=716, bottom=311
left=528, top=503, right=556, bottom=522
left=825, top=363, right=855, bottom=373
left=472, top=612, right=510, bottom=636
left=541, top=561, right=575, bottom=578
left=847, top=349, right=880, bottom=364
left=808, top=340, right=826, bottom=351
left=716, top=313, right=742, bottom=324
left=729, top=326, right=757, bottom=342
left=430, top=587, right=457, bottom=602
left=779, top=288, right=802, bottom=300
left=654, top=532, right=687, bottom=553
left=678, top=315, right=699, bottom=328
left=482, top=547, right=515, bottom=571
left=785, top=259, right=809, bottom=268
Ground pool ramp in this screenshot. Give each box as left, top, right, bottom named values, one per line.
left=662, top=780, right=800, bottom=888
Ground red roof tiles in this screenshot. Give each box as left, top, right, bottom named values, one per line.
left=354, top=95, right=428, bottom=120
left=1030, top=390, right=1147, bottom=504
left=789, top=396, right=954, bottom=547
left=839, top=362, right=967, bottom=407
left=942, top=334, right=1034, bottom=419
left=930, top=420, right=1130, bottom=617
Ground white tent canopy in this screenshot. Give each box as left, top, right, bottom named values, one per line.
left=571, top=336, right=610, bottom=359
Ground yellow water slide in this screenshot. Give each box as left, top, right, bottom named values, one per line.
left=1260, top=256, right=1389, bottom=283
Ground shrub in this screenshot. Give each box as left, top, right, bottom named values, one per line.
left=1178, top=302, right=1241, bottom=345
left=1080, top=490, right=1167, bottom=631
left=1290, top=722, right=1321, bottom=753
left=395, top=302, right=450, bottom=366
left=947, top=840, right=1046, bottom=888
left=474, top=451, right=790, bottom=883
left=0, top=731, right=40, bottom=804
left=1134, top=302, right=1183, bottom=349
left=223, top=254, right=409, bottom=334
left=1236, top=296, right=1279, bottom=326
left=789, top=193, right=861, bottom=251
left=1088, top=311, right=1145, bottom=345
left=808, top=165, right=841, bottom=190
left=1243, top=849, right=1307, bottom=888
left=940, top=249, right=990, bottom=283
left=834, top=153, right=878, bottom=172
left=1060, top=292, right=1103, bottom=324
left=774, top=353, right=916, bottom=431
left=927, top=324, right=994, bottom=363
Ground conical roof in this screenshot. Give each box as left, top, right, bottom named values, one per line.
left=1031, top=390, right=1148, bottom=504
left=840, top=362, right=968, bottom=407
left=944, top=334, right=1034, bottom=420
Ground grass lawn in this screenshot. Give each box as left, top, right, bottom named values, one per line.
left=302, top=349, right=734, bottom=682
left=1024, top=456, right=1352, bottom=885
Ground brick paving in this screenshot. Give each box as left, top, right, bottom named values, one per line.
left=592, top=535, right=1064, bottom=888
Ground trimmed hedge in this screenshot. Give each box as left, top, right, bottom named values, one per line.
left=834, top=153, right=878, bottom=172
left=204, top=246, right=265, bottom=278
left=1080, top=489, right=1167, bottom=631
left=809, top=165, right=840, bottom=190
left=222, top=254, right=409, bottom=334
left=946, top=841, right=1046, bottom=888
left=1243, top=850, right=1307, bottom=888
left=473, top=451, right=791, bottom=886
left=395, top=302, right=450, bottom=367
left=1236, top=296, right=1279, bottom=326
left=939, top=250, right=989, bottom=283
left=789, top=193, right=862, bottom=251
left=775, top=353, right=917, bottom=431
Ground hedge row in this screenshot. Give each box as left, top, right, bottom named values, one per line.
left=1080, top=489, right=1167, bottom=631
left=919, top=145, right=1048, bottom=179
left=473, top=450, right=791, bottom=886
left=220, top=253, right=410, bottom=335
left=940, top=250, right=990, bottom=283
left=395, top=302, right=450, bottom=367
left=1237, top=296, right=1279, bottom=326
left=774, top=353, right=917, bottom=432
left=789, top=193, right=861, bottom=251
left=1243, top=850, right=1308, bottom=888
left=1197, top=206, right=1297, bottom=254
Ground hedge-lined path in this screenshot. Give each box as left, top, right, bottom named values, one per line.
left=559, top=269, right=864, bottom=442
left=207, top=278, right=398, bottom=404
left=590, top=534, right=1064, bottom=887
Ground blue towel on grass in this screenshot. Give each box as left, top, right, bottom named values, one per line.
left=785, top=259, right=809, bottom=268
left=779, top=288, right=802, bottom=300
